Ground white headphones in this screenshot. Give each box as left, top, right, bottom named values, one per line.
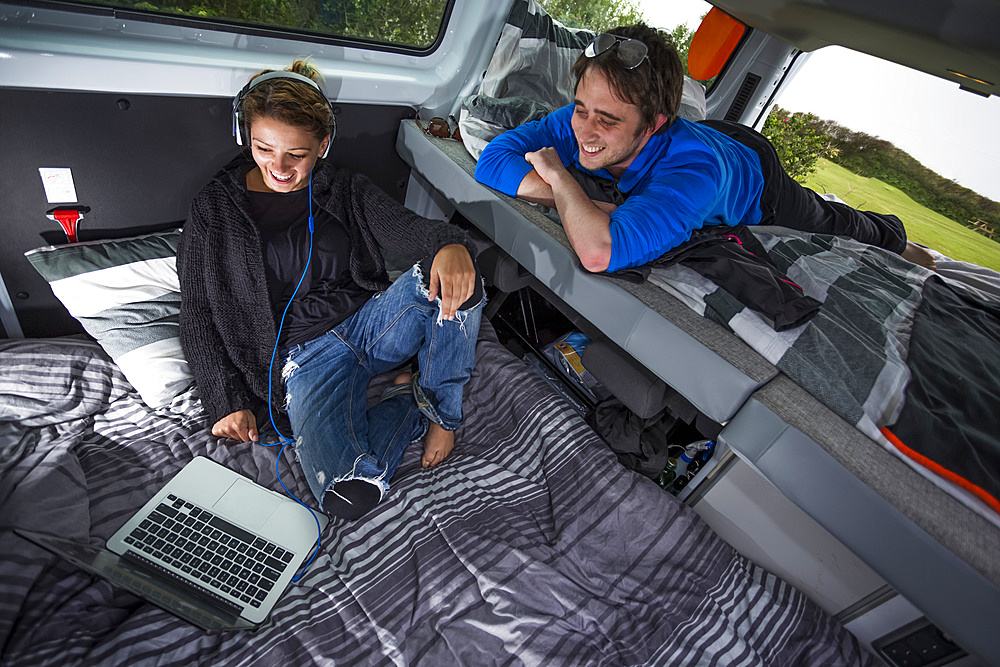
left=232, top=70, right=337, bottom=159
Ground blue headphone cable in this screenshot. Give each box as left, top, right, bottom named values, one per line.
left=259, top=173, right=322, bottom=582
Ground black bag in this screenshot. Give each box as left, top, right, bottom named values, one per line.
left=589, top=397, right=691, bottom=479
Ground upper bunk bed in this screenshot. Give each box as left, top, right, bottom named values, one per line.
left=394, top=1, right=1000, bottom=660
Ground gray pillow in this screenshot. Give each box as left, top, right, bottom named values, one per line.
left=25, top=229, right=191, bottom=408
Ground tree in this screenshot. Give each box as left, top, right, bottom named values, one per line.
left=536, top=0, right=644, bottom=33
left=537, top=1, right=701, bottom=80
left=91, top=0, right=448, bottom=47
left=665, top=22, right=695, bottom=79
left=761, top=106, right=835, bottom=182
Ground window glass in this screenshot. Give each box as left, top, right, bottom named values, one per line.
left=638, top=0, right=712, bottom=75
left=72, top=0, right=451, bottom=49
left=775, top=46, right=1000, bottom=271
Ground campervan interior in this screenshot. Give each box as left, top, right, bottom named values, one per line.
left=1, top=0, right=998, bottom=664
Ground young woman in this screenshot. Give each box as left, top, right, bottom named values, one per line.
left=178, top=60, right=483, bottom=520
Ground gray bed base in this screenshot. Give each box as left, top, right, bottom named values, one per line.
left=396, top=120, right=776, bottom=425
left=721, top=377, right=1000, bottom=662
left=395, top=120, right=1000, bottom=662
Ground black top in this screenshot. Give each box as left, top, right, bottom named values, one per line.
left=248, top=188, right=373, bottom=348
left=178, top=156, right=475, bottom=424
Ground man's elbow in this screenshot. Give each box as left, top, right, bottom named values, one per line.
left=473, top=157, right=489, bottom=186
left=578, top=246, right=612, bottom=273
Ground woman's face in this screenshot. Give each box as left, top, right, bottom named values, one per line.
left=248, top=116, right=330, bottom=193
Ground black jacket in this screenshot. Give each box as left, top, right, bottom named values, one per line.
left=612, top=225, right=822, bottom=331
left=177, top=156, right=473, bottom=424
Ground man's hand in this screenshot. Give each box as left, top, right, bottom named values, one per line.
left=212, top=409, right=258, bottom=443
left=524, top=147, right=572, bottom=187
left=520, top=148, right=614, bottom=272
left=428, top=244, right=476, bottom=320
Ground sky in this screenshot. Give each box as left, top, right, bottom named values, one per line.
left=639, top=0, right=1000, bottom=203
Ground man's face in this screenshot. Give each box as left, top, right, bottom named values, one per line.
left=570, top=68, right=656, bottom=178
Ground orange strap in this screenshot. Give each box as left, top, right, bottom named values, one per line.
left=881, top=427, right=1000, bottom=514
left=688, top=7, right=747, bottom=81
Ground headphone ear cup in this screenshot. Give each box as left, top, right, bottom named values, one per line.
left=233, top=110, right=245, bottom=147
left=320, top=115, right=335, bottom=158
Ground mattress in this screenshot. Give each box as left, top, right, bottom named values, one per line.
left=0, top=323, right=870, bottom=665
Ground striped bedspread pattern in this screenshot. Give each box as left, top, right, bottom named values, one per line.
left=0, top=327, right=869, bottom=665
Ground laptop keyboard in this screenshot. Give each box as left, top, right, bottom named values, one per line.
left=122, top=494, right=295, bottom=608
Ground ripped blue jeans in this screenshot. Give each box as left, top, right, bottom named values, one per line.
left=282, top=264, right=483, bottom=510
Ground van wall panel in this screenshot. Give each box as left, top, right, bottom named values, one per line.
left=0, top=88, right=414, bottom=337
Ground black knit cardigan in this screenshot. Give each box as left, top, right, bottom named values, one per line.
left=177, top=156, right=474, bottom=425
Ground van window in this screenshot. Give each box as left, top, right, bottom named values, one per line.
left=65, top=0, right=452, bottom=49
left=773, top=46, right=1000, bottom=271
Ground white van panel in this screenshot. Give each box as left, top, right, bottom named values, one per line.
left=0, top=0, right=506, bottom=115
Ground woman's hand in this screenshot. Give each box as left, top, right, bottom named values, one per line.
left=428, top=244, right=476, bottom=320
left=212, top=409, right=258, bottom=443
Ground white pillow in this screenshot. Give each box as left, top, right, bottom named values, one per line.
left=25, top=230, right=192, bottom=408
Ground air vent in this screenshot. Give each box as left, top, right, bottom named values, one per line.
left=724, top=73, right=761, bottom=122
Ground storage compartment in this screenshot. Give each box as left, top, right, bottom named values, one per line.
left=485, top=270, right=724, bottom=500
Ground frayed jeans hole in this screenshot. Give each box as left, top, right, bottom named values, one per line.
left=282, top=359, right=300, bottom=409
left=412, top=263, right=433, bottom=301
left=282, top=359, right=299, bottom=382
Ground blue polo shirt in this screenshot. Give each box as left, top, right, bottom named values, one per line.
left=474, top=104, right=765, bottom=271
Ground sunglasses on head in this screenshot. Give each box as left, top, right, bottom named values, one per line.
left=583, top=33, right=648, bottom=69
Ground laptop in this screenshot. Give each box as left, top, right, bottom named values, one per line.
left=17, top=456, right=328, bottom=631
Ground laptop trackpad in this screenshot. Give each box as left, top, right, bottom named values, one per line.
left=213, top=479, right=280, bottom=531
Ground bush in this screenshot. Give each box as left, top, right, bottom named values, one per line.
left=815, top=120, right=1000, bottom=237
left=761, top=106, right=833, bottom=182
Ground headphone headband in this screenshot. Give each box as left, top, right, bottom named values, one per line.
left=232, top=69, right=337, bottom=158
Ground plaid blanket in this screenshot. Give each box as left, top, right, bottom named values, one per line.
left=651, top=228, right=923, bottom=440
left=648, top=227, right=1000, bottom=520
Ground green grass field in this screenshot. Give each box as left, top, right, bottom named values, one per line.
left=801, top=158, right=1000, bottom=272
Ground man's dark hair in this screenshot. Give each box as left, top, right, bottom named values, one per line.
left=571, top=24, right=684, bottom=135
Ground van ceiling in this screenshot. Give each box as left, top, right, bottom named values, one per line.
left=709, top=0, right=999, bottom=97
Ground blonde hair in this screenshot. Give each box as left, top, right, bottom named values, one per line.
left=239, top=59, right=334, bottom=144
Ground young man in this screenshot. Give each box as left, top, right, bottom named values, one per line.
left=474, top=24, right=935, bottom=273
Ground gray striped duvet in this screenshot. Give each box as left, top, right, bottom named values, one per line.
left=0, top=324, right=870, bottom=665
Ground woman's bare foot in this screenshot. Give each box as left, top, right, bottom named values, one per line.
left=422, top=422, right=454, bottom=468
left=391, top=371, right=453, bottom=467
left=902, top=241, right=937, bottom=271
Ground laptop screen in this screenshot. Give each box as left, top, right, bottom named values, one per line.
left=15, top=529, right=260, bottom=632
